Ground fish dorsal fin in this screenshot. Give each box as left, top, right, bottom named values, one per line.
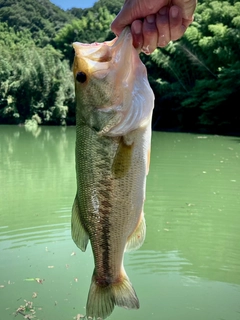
left=71, top=196, right=89, bottom=252
left=125, top=214, right=146, bottom=252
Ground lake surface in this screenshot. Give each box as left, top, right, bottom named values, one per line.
left=0, top=125, right=240, bottom=320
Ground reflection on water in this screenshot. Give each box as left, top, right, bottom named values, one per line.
left=145, top=132, right=240, bottom=287
left=0, top=126, right=240, bottom=320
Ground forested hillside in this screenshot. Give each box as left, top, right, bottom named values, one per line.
left=0, top=0, right=72, bottom=45
left=149, top=0, right=240, bottom=133
left=69, top=0, right=123, bottom=18
left=0, top=0, right=239, bottom=134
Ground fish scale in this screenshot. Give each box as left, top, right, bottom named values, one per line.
left=71, top=27, right=154, bottom=319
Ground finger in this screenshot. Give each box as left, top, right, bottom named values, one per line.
left=172, top=0, right=197, bottom=21
left=169, top=6, right=186, bottom=41
left=111, top=0, right=168, bottom=36
left=111, top=1, right=134, bottom=36
left=156, top=6, right=170, bottom=47
left=182, top=15, right=195, bottom=29
left=142, top=15, right=158, bottom=54
left=131, top=20, right=143, bottom=51
left=111, top=0, right=144, bottom=36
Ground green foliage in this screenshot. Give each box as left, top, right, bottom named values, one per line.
left=149, top=0, right=240, bottom=134
left=0, top=30, right=74, bottom=125
left=0, top=23, right=27, bottom=47
left=0, top=0, right=72, bottom=45
left=54, top=6, right=116, bottom=61
left=69, top=0, right=124, bottom=18
left=0, top=0, right=239, bottom=134
left=0, top=1, right=119, bottom=126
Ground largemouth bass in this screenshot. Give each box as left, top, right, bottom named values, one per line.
left=72, top=27, right=154, bottom=320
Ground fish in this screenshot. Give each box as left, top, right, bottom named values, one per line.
left=71, top=26, right=154, bottom=320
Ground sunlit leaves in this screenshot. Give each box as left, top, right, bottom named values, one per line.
left=0, top=0, right=72, bottom=45
left=0, top=0, right=239, bottom=132
left=54, top=7, right=116, bottom=61
left=0, top=38, right=74, bottom=125
left=148, top=0, right=240, bottom=133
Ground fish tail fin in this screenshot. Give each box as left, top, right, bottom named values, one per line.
left=86, top=269, right=139, bottom=319
left=112, top=269, right=140, bottom=309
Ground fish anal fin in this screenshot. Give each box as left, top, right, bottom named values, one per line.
left=86, top=269, right=139, bottom=319
left=71, top=196, right=89, bottom=252
left=125, top=214, right=146, bottom=252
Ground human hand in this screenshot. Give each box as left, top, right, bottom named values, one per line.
left=111, top=0, right=197, bottom=54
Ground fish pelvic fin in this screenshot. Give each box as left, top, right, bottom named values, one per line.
left=86, top=269, right=139, bottom=319
left=71, top=196, right=89, bottom=251
left=125, top=214, right=146, bottom=252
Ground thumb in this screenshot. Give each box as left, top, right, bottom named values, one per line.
left=111, top=5, right=138, bottom=36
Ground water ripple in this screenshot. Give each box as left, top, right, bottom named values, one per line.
left=0, top=223, right=71, bottom=250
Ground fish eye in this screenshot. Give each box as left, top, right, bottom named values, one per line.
left=76, top=71, right=87, bottom=83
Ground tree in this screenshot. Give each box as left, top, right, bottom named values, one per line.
left=147, top=0, right=240, bottom=134
left=54, top=6, right=116, bottom=62
left=1, top=0, right=239, bottom=133
left=0, top=0, right=72, bottom=46
left=0, top=28, right=75, bottom=125
left=69, top=0, right=123, bottom=18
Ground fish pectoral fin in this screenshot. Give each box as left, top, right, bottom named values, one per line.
left=112, top=136, right=134, bottom=178
left=86, top=268, right=139, bottom=319
left=125, top=213, right=146, bottom=252
left=71, top=196, right=89, bottom=252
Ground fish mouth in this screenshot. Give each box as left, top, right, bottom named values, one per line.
left=73, top=27, right=132, bottom=62
left=73, top=39, right=116, bottom=62
left=73, top=27, right=133, bottom=79
left=73, top=27, right=131, bottom=59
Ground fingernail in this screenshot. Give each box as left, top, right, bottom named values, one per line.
left=159, top=7, right=167, bottom=15
left=146, top=14, right=155, bottom=23
left=171, top=6, right=179, bottom=18
left=132, top=21, right=142, bottom=34
left=142, top=46, right=151, bottom=55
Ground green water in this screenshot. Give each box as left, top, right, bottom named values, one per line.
left=0, top=125, right=240, bottom=320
